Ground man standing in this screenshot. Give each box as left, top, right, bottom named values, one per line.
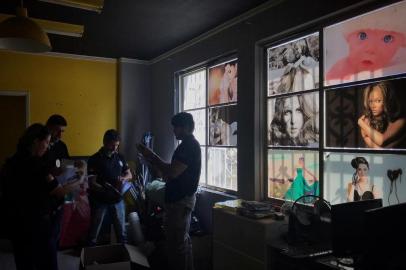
left=138, top=112, right=201, bottom=270
left=43, top=114, right=70, bottom=269
left=45, top=114, right=69, bottom=166
left=87, top=129, right=132, bottom=246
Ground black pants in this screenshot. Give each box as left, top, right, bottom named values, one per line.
left=11, top=216, right=58, bottom=270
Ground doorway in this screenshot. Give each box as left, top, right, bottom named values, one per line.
left=0, top=92, right=29, bottom=168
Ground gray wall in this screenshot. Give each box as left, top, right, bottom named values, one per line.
left=119, top=0, right=389, bottom=231
left=149, top=0, right=375, bottom=200
left=118, top=59, right=151, bottom=162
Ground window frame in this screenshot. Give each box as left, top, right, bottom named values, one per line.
left=259, top=0, right=406, bottom=206
left=176, top=55, right=239, bottom=194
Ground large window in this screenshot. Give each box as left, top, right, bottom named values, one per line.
left=179, top=59, right=238, bottom=191
left=265, top=1, right=406, bottom=206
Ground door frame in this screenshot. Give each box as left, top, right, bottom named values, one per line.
left=0, top=91, right=30, bottom=127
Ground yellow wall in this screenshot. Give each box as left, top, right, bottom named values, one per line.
left=0, top=51, right=117, bottom=156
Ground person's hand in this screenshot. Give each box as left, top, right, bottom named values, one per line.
left=74, top=160, right=85, bottom=170
left=137, top=143, right=154, bottom=160
left=358, top=115, right=366, bottom=126
left=50, top=166, right=64, bottom=177
left=117, top=176, right=127, bottom=183
left=47, top=174, right=55, bottom=183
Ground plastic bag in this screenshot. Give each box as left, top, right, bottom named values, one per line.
left=145, top=179, right=165, bottom=206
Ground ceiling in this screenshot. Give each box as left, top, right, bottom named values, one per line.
left=0, top=0, right=270, bottom=60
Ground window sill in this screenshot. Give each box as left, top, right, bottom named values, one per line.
left=197, top=185, right=238, bottom=199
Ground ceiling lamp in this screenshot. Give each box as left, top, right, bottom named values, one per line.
left=39, top=0, right=104, bottom=13
left=0, top=6, right=51, bottom=53
left=0, top=14, right=85, bottom=38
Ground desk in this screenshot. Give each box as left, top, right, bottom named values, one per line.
left=267, top=245, right=354, bottom=270
left=265, top=220, right=353, bottom=270
left=212, top=207, right=356, bottom=270
left=212, top=207, right=287, bottom=270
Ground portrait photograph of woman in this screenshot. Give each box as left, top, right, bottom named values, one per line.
left=268, top=33, right=319, bottom=96
left=268, top=92, right=319, bottom=147
left=208, top=59, right=238, bottom=105
left=326, top=77, right=406, bottom=149
left=323, top=153, right=406, bottom=206
left=267, top=150, right=318, bottom=200
left=324, top=1, right=406, bottom=86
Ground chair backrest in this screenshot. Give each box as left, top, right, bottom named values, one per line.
left=331, top=199, right=382, bottom=257
left=361, top=202, right=406, bottom=269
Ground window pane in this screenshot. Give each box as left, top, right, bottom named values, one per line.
left=200, top=146, right=206, bottom=185
left=268, top=92, right=319, bottom=147
left=209, top=105, right=237, bottom=146
left=187, top=109, right=206, bottom=145
left=207, top=147, right=237, bottom=190
left=324, top=1, right=406, bottom=87
left=325, top=78, right=406, bottom=150
left=267, top=33, right=319, bottom=96
left=208, top=59, right=238, bottom=105
left=183, top=70, right=206, bottom=110
left=323, top=152, right=404, bottom=206
left=268, top=149, right=319, bottom=200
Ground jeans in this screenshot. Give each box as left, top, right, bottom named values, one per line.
left=164, top=195, right=196, bottom=270
left=88, top=199, right=126, bottom=246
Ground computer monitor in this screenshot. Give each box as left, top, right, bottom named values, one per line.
left=331, top=199, right=382, bottom=258
left=361, top=202, right=406, bottom=269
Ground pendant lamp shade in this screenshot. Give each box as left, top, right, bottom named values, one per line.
left=0, top=7, right=51, bottom=52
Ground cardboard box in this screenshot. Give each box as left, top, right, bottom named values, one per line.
left=80, top=244, right=150, bottom=270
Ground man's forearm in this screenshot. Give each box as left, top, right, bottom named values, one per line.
left=151, top=154, right=171, bottom=177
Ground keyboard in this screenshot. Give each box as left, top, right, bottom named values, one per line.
left=282, top=245, right=333, bottom=259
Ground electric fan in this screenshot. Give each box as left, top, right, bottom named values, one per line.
left=286, top=195, right=332, bottom=244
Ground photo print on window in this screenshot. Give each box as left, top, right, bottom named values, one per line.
left=268, top=32, right=319, bottom=96
left=208, top=59, right=238, bottom=105
left=268, top=92, right=319, bottom=147
left=268, top=150, right=319, bottom=200
left=209, top=104, right=237, bottom=146
left=325, top=77, right=406, bottom=149
left=324, top=152, right=406, bottom=206
left=324, top=1, right=406, bottom=86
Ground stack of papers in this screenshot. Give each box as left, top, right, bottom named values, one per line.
left=237, top=200, right=274, bottom=219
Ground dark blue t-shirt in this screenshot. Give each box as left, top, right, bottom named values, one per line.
left=87, top=148, right=129, bottom=187
left=43, top=140, right=69, bottom=170
left=165, top=135, right=201, bottom=203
